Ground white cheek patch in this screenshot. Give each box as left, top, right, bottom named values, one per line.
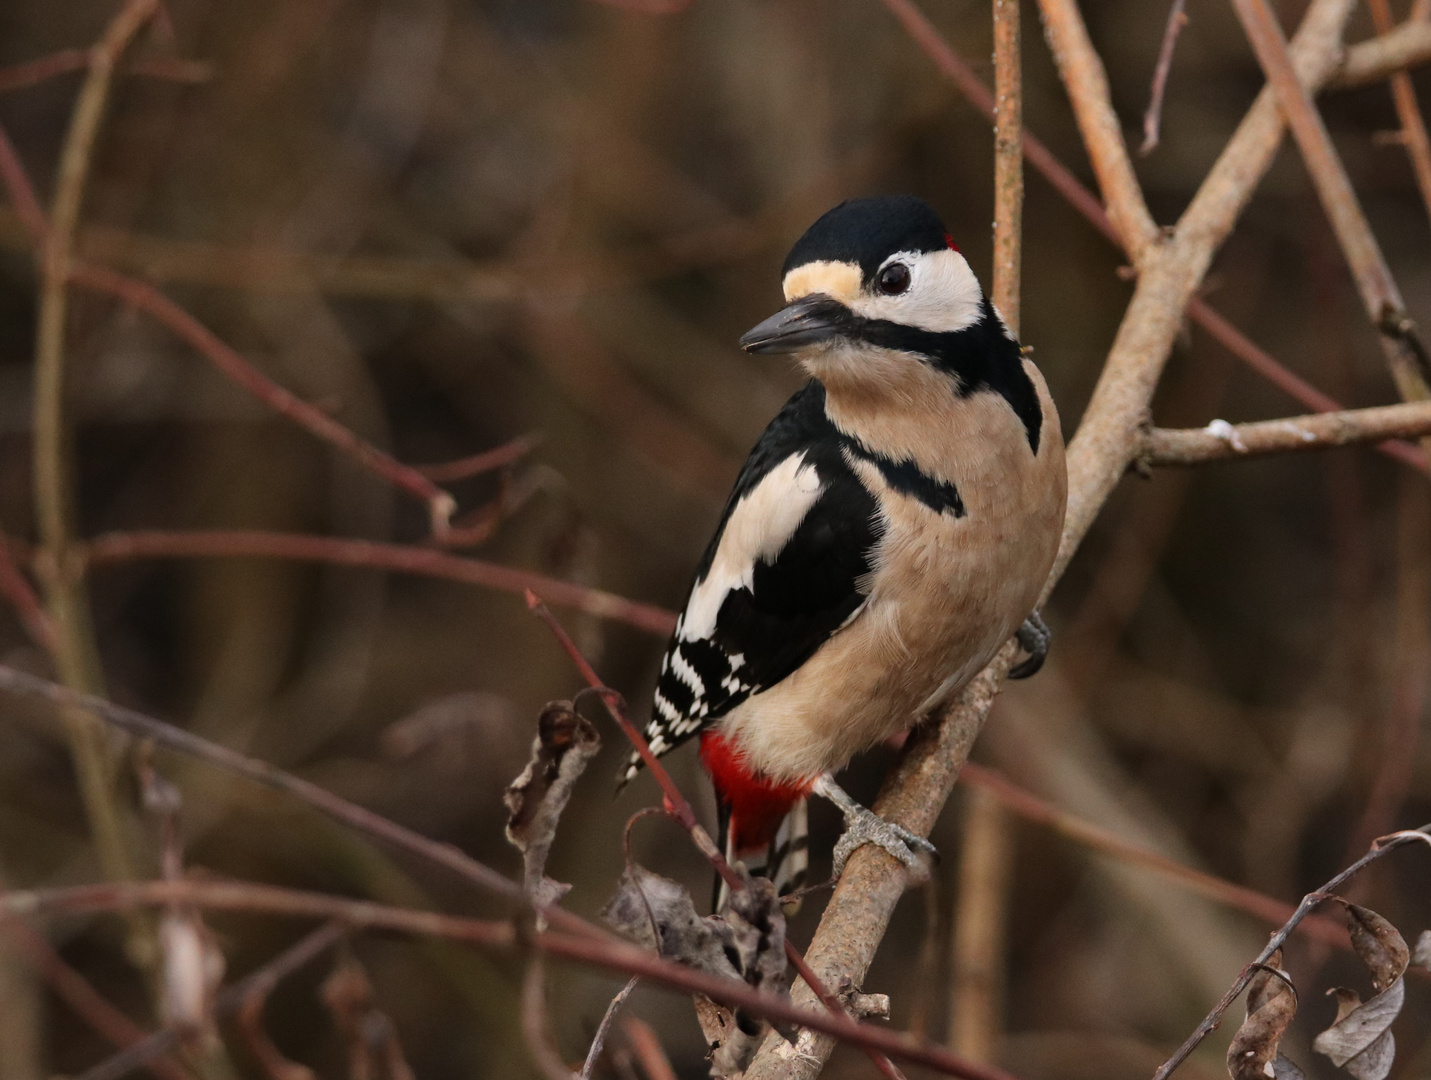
left=679, top=453, right=824, bottom=641
left=849, top=248, right=983, bottom=333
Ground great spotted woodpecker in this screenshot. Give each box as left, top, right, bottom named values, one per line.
left=621, top=195, right=1067, bottom=900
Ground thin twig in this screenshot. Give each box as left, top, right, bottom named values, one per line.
left=1140, top=398, right=1431, bottom=465
left=69, top=264, right=458, bottom=534
left=947, top=786, right=1011, bottom=1063
left=991, top=0, right=1023, bottom=334
left=33, top=0, right=160, bottom=902
left=1141, top=0, right=1190, bottom=154
left=79, top=921, right=346, bottom=1080
left=0, top=917, right=193, bottom=1080
left=619, top=1017, right=679, bottom=1080
left=0, top=532, right=57, bottom=655
left=0, top=49, right=212, bottom=94
left=6, top=877, right=1030, bottom=1080
left=76, top=529, right=676, bottom=636
left=1228, top=0, right=1431, bottom=400
left=580, top=977, right=639, bottom=1080
left=523, top=957, right=576, bottom=1080
left=1343, top=474, right=1431, bottom=857
left=957, top=764, right=1347, bottom=947
left=1366, top=0, right=1431, bottom=228
left=415, top=433, right=543, bottom=483
left=1150, top=825, right=1431, bottom=1079
left=1036, top=0, right=1160, bottom=259
left=0, top=663, right=606, bottom=944
left=1329, top=17, right=1431, bottom=88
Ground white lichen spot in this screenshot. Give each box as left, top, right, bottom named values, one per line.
left=1206, top=418, right=1248, bottom=452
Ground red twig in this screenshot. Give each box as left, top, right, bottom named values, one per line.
left=68, top=264, right=456, bottom=533
left=0, top=533, right=57, bottom=655
left=77, top=529, right=675, bottom=636
left=0, top=49, right=212, bottom=95
left=415, top=432, right=543, bottom=483
left=619, top=1017, right=678, bottom=1080
left=1141, top=0, right=1190, bottom=154
left=11, top=876, right=1021, bottom=1080
left=0, top=124, right=47, bottom=244
left=79, top=920, right=346, bottom=1080
left=0, top=916, right=192, bottom=1080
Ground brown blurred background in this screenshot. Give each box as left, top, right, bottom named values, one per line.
left=0, top=0, right=1429, bottom=1077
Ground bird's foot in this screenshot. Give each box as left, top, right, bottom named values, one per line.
left=812, top=775, right=937, bottom=878
left=1009, top=610, right=1050, bottom=680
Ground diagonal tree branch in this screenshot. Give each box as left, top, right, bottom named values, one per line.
left=1229, top=0, right=1431, bottom=404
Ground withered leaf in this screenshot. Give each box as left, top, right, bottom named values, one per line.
left=1226, top=952, right=1303, bottom=1080
left=1311, top=901, right=1409, bottom=1080
left=603, top=864, right=790, bottom=1077
left=694, top=994, right=762, bottom=1078
left=1340, top=903, right=1409, bottom=993
left=504, top=700, right=600, bottom=906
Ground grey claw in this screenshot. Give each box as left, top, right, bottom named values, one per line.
left=1009, top=610, right=1050, bottom=680
left=831, top=815, right=937, bottom=878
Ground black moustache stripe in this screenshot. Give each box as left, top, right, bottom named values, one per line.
left=849, top=299, right=1042, bottom=455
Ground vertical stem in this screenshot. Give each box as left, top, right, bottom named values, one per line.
left=33, top=0, right=158, bottom=893
left=991, top=0, right=1023, bottom=335
left=948, top=786, right=1012, bottom=1064
left=1365, top=0, right=1431, bottom=230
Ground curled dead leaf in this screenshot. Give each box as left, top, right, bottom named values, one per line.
left=603, top=864, right=790, bottom=1077
left=1311, top=901, right=1409, bottom=1080
left=505, top=700, right=600, bottom=908
left=1226, top=951, right=1303, bottom=1080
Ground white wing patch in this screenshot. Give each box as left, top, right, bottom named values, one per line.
left=679, top=452, right=825, bottom=641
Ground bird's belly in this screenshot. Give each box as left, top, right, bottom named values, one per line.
left=717, top=493, right=1054, bottom=784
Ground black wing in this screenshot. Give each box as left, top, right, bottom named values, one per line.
left=621, top=382, right=880, bottom=784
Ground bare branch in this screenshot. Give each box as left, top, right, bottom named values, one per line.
left=1141, top=399, right=1431, bottom=465
left=1141, top=0, right=1190, bottom=154
left=991, top=0, right=1023, bottom=333
left=0, top=49, right=211, bottom=94
left=1037, top=0, right=1159, bottom=260
left=1365, top=0, right=1431, bottom=228
left=1228, top=0, right=1431, bottom=400
left=79, top=921, right=345, bottom=1080
left=580, top=977, right=639, bottom=1080
left=75, top=529, right=676, bottom=636
left=1330, top=18, right=1431, bottom=89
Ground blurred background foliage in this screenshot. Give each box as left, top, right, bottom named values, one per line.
left=0, top=0, right=1428, bottom=1077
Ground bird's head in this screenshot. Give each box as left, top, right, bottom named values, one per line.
left=740, top=195, right=997, bottom=390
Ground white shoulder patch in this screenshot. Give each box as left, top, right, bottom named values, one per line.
left=679, top=452, right=824, bottom=641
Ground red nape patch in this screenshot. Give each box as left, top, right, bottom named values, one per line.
left=699, top=731, right=813, bottom=854
left=944, top=232, right=961, bottom=253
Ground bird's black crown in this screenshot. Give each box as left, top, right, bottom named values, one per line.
left=781, top=195, right=952, bottom=284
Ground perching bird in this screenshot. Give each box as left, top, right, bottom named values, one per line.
left=621, top=195, right=1067, bottom=899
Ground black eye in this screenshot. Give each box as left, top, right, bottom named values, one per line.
left=876, top=262, right=911, bottom=296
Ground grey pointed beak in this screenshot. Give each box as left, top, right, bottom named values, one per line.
left=739, top=294, right=856, bottom=353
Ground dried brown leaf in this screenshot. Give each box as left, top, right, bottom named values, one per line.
left=1311, top=902, right=1410, bottom=1080
left=1226, top=952, right=1303, bottom=1080
left=1340, top=902, right=1409, bottom=992
left=505, top=700, right=600, bottom=906
left=602, top=865, right=790, bottom=1077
